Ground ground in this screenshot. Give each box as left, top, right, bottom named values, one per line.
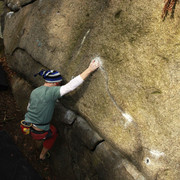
left=0, top=57, right=57, bottom=180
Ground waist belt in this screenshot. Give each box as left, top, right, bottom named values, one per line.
left=33, top=122, right=50, bottom=126
left=30, top=127, right=48, bottom=134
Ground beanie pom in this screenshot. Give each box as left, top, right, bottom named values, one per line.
left=34, top=69, right=46, bottom=77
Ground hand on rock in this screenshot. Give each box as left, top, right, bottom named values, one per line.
left=88, top=59, right=100, bottom=72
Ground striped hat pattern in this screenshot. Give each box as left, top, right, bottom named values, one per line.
left=34, top=69, right=62, bottom=83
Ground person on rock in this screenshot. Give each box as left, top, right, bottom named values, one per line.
left=24, top=60, right=99, bottom=160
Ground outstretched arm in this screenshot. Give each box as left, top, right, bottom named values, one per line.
left=80, top=60, right=99, bottom=80
left=60, top=60, right=99, bottom=96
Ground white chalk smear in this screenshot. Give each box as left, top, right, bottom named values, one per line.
left=122, top=113, right=133, bottom=123
left=7, top=12, right=14, bottom=18
left=81, top=29, right=90, bottom=45
left=123, top=113, right=134, bottom=127
left=150, top=150, right=165, bottom=158
left=93, top=56, right=103, bottom=68
left=75, top=29, right=91, bottom=58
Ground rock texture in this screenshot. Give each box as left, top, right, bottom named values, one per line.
left=3, top=0, right=180, bottom=179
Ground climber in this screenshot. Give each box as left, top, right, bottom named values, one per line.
left=23, top=60, right=99, bottom=160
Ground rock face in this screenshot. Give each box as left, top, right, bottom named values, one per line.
left=3, top=0, right=180, bottom=179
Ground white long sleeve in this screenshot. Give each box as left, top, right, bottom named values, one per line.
left=60, top=75, right=84, bottom=97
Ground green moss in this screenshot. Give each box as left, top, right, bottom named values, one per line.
left=114, top=10, right=122, bottom=19
left=151, top=90, right=162, bottom=94
left=157, top=55, right=169, bottom=62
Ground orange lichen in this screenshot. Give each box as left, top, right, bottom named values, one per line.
left=162, top=0, right=178, bottom=20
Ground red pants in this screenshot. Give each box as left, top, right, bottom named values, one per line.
left=30, top=125, right=58, bottom=150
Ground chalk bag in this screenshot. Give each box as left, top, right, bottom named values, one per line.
left=20, top=120, right=32, bottom=135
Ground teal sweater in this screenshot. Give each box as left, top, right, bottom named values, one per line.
left=25, top=86, right=61, bottom=131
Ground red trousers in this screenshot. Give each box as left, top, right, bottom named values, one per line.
left=30, top=125, right=58, bottom=150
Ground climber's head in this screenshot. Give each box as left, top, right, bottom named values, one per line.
left=34, top=69, right=62, bottom=86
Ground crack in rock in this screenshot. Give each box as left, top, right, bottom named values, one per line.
left=100, top=63, right=134, bottom=127
left=91, top=139, right=104, bottom=152
left=97, top=57, right=143, bottom=159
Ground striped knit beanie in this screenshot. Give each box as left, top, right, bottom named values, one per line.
left=34, top=69, right=62, bottom=83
